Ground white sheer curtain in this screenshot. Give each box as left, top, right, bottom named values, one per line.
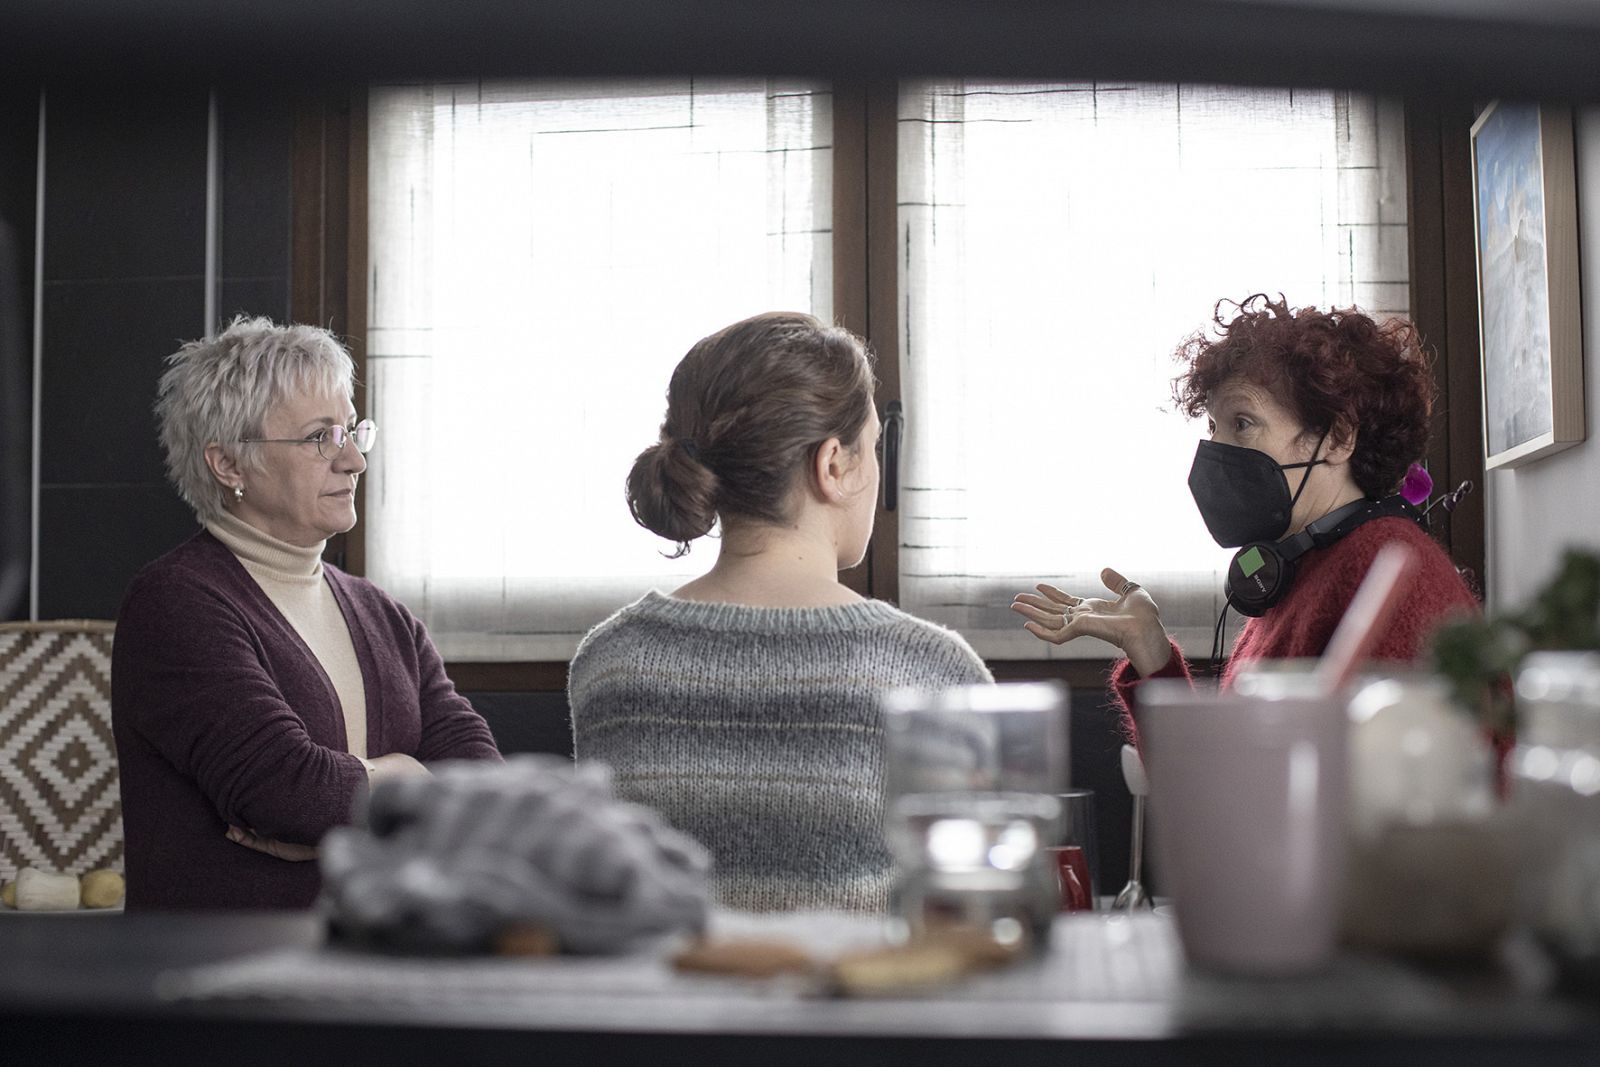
left=896, top=83, right=1409, bottom=659
left=366, top=80, right=832, bottom=660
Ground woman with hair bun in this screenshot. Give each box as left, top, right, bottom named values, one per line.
left=569, top=311, right=991, bottom=914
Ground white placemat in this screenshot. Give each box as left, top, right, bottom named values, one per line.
left=166, top=911, right=1181, bottom=1010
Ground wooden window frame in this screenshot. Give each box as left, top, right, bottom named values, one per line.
left=291, top=89, right=369, bottom=577
left=1403, top=97, right=1488, bottom=600
left=294, top=83, right=1487, bottom=693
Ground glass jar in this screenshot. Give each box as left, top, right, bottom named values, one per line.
left=881, top=682, right=1068, bottom=950
left=1346, top=671, right=1494, bottom=839
left=1339, top=670, right=1507, bottom=960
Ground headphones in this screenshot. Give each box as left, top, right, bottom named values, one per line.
left=1223, top=495, right=1421, bottom=617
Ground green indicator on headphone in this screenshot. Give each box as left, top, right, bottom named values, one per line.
left=1238, top=545, right=1267, bottom=578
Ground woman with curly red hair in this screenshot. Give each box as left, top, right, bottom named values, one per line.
left=1011, top=294, right=1478, bottom=737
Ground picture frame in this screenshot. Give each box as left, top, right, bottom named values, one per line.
left=1469, top=101, right=1584, bottom=470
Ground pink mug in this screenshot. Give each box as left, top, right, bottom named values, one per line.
left=1139, top=675, right=1348, bottom=975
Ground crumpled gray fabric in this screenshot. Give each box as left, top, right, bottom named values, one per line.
left=319, top=756, right=712, bottom=954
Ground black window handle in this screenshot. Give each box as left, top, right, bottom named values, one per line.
left=882, top=400, right=904, bottom=512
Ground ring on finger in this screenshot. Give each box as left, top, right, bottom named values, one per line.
left=1118, top=580, right=1140, bottom=597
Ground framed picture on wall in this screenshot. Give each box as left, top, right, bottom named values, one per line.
left=1469, top=101, right=1584, bottom=470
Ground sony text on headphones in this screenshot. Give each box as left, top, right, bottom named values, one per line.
left=1223, top=495, right=1420, bottom=617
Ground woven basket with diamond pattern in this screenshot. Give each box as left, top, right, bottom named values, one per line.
left=0, top=620, right=120, bottom=881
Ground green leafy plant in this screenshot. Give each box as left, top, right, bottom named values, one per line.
left=1430, top=549, right=1600, bottom=733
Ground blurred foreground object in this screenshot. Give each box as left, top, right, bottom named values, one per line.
left=1422, top=549, right=1600, bottom=976
left=881, top=683, right=1067, bottom=952
left=1341, top=671, right=1509, bottom=960
left=670, top=922, right=1026, bottom=996
left=1142, top=674, right=1348, bottom=975
left=320, top=756, right=711, bottom=954
left=1112, top=746, right=1151, bottom=913
left=1508, top=652, right=1600, bottom=992
left=1431, top=548, right=1600, bottom=733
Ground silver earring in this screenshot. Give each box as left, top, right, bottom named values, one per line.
left=233, top=485, right=244, bottom=502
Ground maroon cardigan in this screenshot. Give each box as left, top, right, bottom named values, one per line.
left=112, top=531, right=501, bottom=911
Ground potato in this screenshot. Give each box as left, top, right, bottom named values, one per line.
left=80, top=868, right=125, bottom=909
left=1, top=879, right=14, bottom=908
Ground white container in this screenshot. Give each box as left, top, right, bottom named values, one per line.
left=1510, top=652, right=1600, bottom=982
left=1516, top=651, right=1600, bottom=753
left=1346, top=671, right=1494, bottom=841
left=1337, top=671, right=1509, bottom=958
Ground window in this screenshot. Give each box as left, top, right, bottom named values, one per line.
left=362, top=79, right=1407, bottom=663
left=896, top=83, right=1408, bottom=657
left=365, top=79, right=832, bottom=659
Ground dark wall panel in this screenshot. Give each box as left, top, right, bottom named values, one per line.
left=467, top=691, right=575, bottom=762
left=38, top=277, right=204, bottom=486
left=41, top=89, right=207, bottom=283
left=0, top=90, right=37, bottom=621
left=37, top=484, right=197, bottom=619
left=36, top=86, right=208, bottom=618
left=34, top=86, right=297, bottom=619
left=219, top=90, right=292, bottom=327
left=219, top=276, right=291, bottom=327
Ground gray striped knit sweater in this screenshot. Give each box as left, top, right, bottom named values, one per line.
left=568, top=591, right=993, bottom=913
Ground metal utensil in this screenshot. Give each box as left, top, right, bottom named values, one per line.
left=1113, top=743, right=1153, bottom=911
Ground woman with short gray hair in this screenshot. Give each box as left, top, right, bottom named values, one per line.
left=112, top=316, right=501, bottom=912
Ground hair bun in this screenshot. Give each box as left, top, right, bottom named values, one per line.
left=631, top=312, right=874, bottom=549
left=626, top=439, right=718, bottom=555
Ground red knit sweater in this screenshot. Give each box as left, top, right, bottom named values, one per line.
left=1110, top=516, right=1480, bottom=746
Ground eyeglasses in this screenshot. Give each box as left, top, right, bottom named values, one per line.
left=240, top=419, right=377, bottom=461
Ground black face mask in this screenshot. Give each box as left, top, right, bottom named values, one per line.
left=1187, top=437, right=1327, bottom=548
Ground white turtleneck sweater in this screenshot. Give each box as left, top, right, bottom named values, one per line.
left=206, top=511, right=368, bottom=758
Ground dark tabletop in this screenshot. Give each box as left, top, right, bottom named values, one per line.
left=3, top=908, right=1599, bottom=1066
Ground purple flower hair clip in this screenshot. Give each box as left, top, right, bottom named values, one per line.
left=1401, top=462, right=1433, bottom=506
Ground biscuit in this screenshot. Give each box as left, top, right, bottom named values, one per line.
left=829, top=942, right=970, bottom=996
left=921, top=922, right=1028, bottom=968
left=493, top=922, right=560, bottom=956
left=673, top=936, right=817, bottom=978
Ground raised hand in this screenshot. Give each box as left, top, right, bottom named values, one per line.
left=1010, top=567, right=1173, bottom=676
